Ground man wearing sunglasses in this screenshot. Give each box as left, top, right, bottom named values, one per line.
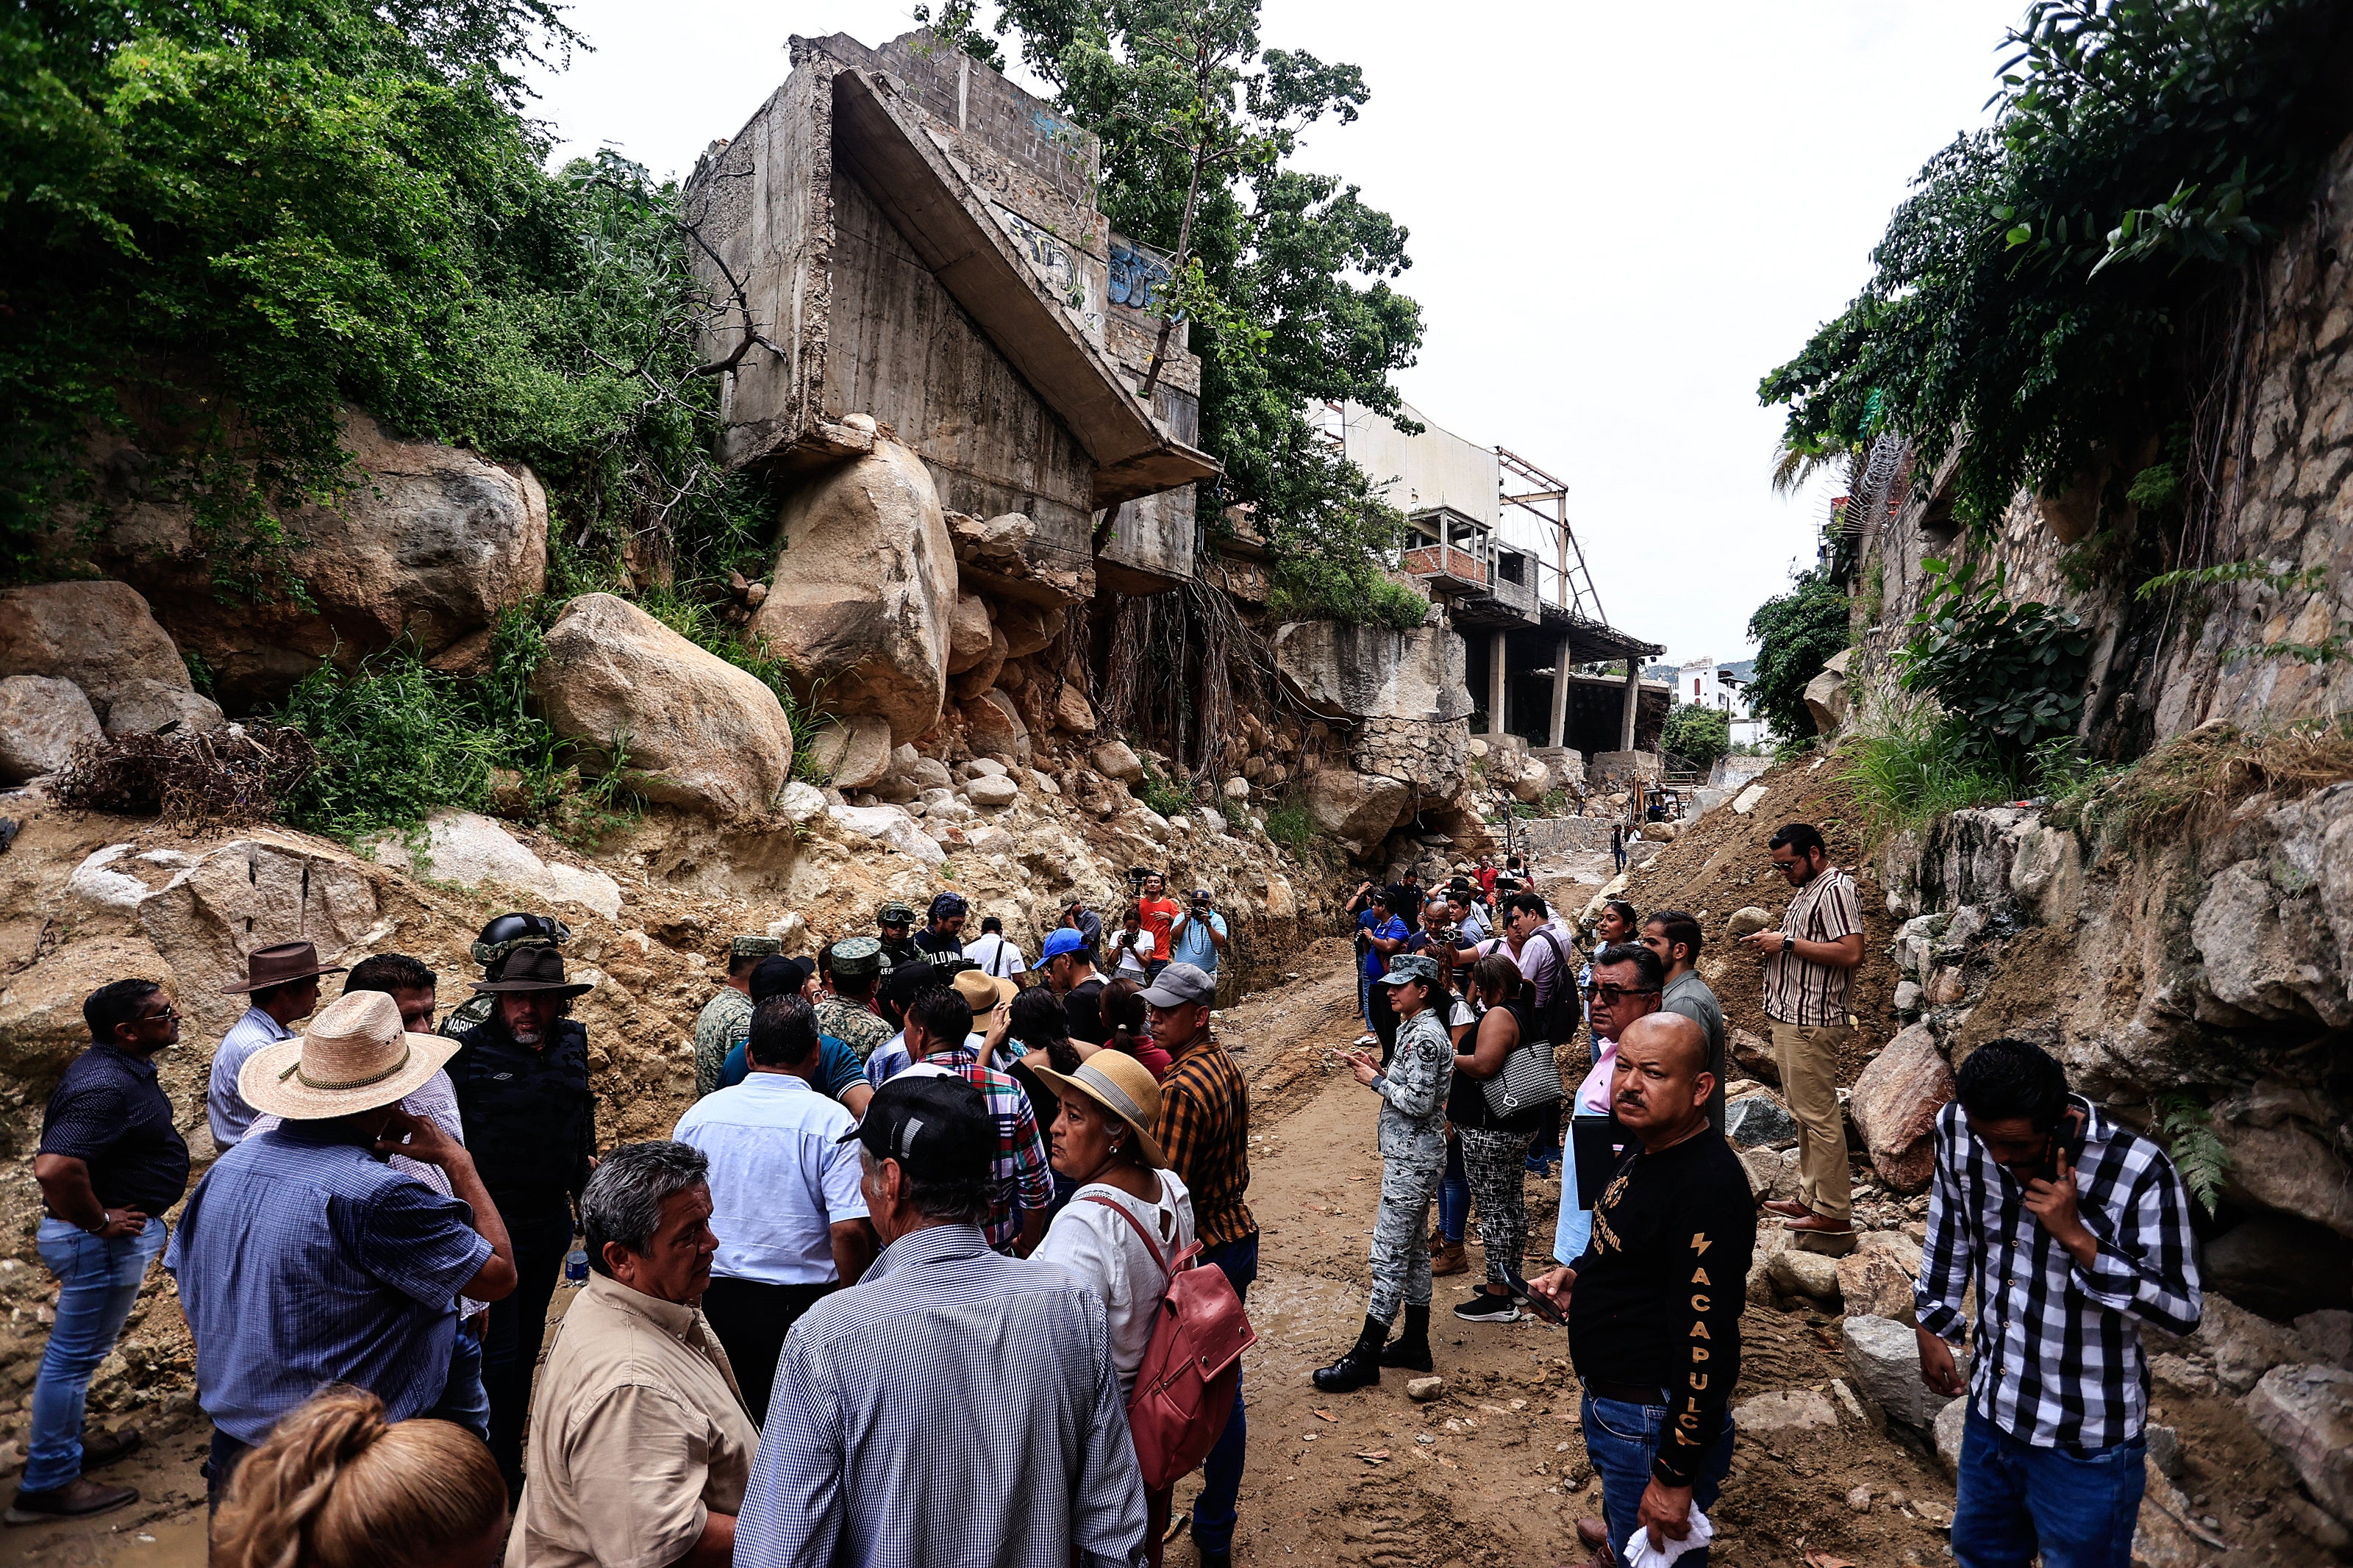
left=1549, top=945, right=1665, bottom=1268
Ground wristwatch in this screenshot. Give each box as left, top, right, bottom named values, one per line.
left=1781, top=933, right=1796, bottom=955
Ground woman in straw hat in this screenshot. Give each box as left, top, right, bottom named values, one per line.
left=1027, top=1050, right=1195, bottom=1565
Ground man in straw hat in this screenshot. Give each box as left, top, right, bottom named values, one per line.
left=448, top=944, right=597, bottom=1500
left=736, top=1075, right=1146, bottom=1568
left=167, top=990, right=518, bottom=1507
left=205, top=940, right=346, bottom=1150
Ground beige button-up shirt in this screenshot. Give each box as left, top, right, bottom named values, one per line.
left=507, top=1273, right=759, bottom=1568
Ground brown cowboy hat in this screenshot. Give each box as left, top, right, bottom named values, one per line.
left=470, top=945, right=593, bottom=998
left=221, top=941, right=347, bottom=995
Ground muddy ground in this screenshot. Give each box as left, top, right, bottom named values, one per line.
left=7, top=921, right=2318, bottom=1567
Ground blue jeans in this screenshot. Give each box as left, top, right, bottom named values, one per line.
left=27, top=1217, right=168, bottom=1492
left=1581, top=1394, right=1735, bottom=1568
left=1358, top=970, right=1374, bottom=1029
left=1438, top=1136, right=1469, bottom=1244
left=1552, top=1146, right=1590, bottom=1264
left=1192, top=1233, right=1259, bottom=1553
left=1952, top=1406, right=2146, bottom=1568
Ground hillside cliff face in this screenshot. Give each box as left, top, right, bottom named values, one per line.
left=1832, top=129, right=2353, bottom=756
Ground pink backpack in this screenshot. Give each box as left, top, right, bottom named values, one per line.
left=1082, top=1196, right=1258, bottom=1491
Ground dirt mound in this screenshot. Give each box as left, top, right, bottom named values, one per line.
left=1618, top=754, right=1904, bottom=1082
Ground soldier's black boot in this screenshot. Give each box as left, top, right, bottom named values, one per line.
left=1379, top=1303, right=1433, bottom=1370
left=1313, top=1314, right=1389, bottom=1392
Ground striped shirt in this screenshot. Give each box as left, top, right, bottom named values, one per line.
left=1761, top=866, right=1863, bottom=1026
left=1152, top=1033, right=1255, bottom=1248
left=917, top=1045, right=1052, bottom=1253
left=1913, top=1098, right=2202, bottom=1450
left=737, top=1223, right=1147, bottom=1568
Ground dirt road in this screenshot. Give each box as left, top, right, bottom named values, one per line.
left=13, top=933, right=1962, bottom=1568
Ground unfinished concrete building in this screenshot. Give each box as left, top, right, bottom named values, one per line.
left=684, top=30, right=1216, bottom=601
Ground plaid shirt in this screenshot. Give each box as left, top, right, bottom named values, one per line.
left=1152, top=1032, right=1254, bottom=1248
left=1914, top=1097, right=2202, bottom=1450
left=1761, top=866, right=1863, bottom=1026
left=926, top=1046, right=1053, bottom=1253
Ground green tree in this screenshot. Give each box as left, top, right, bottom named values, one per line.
left=1746, top=568, right=1850, bottom=740
left=993, top=0, right=1424, bottom=623
left=1660, top=703, right=1731, bottom=769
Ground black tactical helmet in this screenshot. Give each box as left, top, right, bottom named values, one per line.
left=470, top=912, right=571, bottom=970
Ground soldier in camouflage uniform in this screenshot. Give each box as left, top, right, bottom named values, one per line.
left=815, top=937, right=895, bottom=1063
left=442, top=912, right=570, bottom=1036
left=875, top=902, right=921, bottom=973
left=1315, top=953, right=1455, bottom=1393
left=692, top=935, right=782, bottom=1096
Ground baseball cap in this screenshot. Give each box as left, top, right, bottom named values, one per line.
left=1377, top=953, right=1441, bottom=988
left=1138, top=961, right=1215, bottom=1009
left=1040, top=928, right=1090, bottom=961
left=1191, top=887, right=1213, bottom=901
left=749, top=955, right=814, bottom=1002
left=838, top=1074, right=993, bottom=1185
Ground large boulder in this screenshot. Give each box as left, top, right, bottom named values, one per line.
left=995, top=599, right=1064, bottom=660
left=101, top=677, right=224, bottom=737
left=0, top=580, right=199, bottom=723
left=1836, top=1231, right=1925, bottom=1322
left=1302, top=769, right=1412, bottom=856
left=750, top=441, right=956, bottom=745
left=0, top=934, right=173, bottom=1084
left=1848, top=1024, right=1954, bottom=1191
left=964, top=690, right=1032, bottom=769
left=1092, top=740, right=1146, bottom=784
left=365, top=811, right=622, bottom=918
left=1271, top=620, right=1470, bottom=723
left=802, top=714, right=894, bottom=791
left=532, top=594, right=794, bottom=819
left=1843, top=1314, right=1940, bottom=1431
left=0, top=675, right=101, bottom=781
left=946, top=593, right=995, bottom=674
left=1804, top=647, right=1854, bottom=737
left=2247, top=1364, right=2353, bottom=1522
left=92, top=412, right=548, bottom=706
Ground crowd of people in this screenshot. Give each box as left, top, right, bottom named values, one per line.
left=13, top=823, right=2205, bottom=1568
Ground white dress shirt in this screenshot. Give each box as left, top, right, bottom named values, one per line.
left=964, top=932, right=1029, bottom=977
left=673, top=1074, right=869, bottom=1286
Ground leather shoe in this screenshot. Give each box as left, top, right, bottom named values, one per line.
left=6, top=1478, right=138, bottom=1526
left=1760, top=1198, right=1813, bottom=1219
left=1312, top=1346, right=1382, bottom=1393
left=1782, top=1211, right=1854, bottom=1236
left=1576, top=1517, right=1610, bottom=1550
left=1377, top=1335, right=1433, bottom=1371
left=79, top=1428, right=141, bottom=1471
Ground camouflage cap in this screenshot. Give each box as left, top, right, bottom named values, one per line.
left=730, top=935, right=784, bottom=962
left=876, top=902, right=917, bottom=926
left=1377, top=952, right=1442, bottom=988
left=831, top=936, right=884, bottom=978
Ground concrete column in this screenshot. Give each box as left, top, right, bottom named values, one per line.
left=1547, top=634, right=1572, bottom=749
left=1488, top=631, right=1508, bottom=737
left=1619, top=658, right=1640, bottom=751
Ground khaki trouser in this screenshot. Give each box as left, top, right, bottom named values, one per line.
left=1769, top=1020, right=1854, bottom=1226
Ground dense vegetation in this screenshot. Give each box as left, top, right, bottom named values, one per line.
left=1759, top=0, right=2353, bottom=537
left=1659, top=703, right=1730, bottom=770
left=1743, top=568, right=1849, bottom=742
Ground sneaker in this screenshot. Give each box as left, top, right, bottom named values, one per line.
left=1354, top=1033, right=1378, bottom=1048
left=1453, top=1289, right=1521, bottom=1323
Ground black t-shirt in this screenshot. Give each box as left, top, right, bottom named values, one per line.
left=39, top=1045, right=190, bottom=1215
left=450, top=1016, right=596, bottom=1211
left=1568, top=1128, right=1755, bottom=1486
left=1064, top=977, right=1109, bottom=1045
left=913, top=929, right=964, bottom=959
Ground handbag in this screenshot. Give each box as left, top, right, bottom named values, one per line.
left=1081, top=1196, right=1257, bottom=1491
left=1479, top=1033, right=1565, bottom=1120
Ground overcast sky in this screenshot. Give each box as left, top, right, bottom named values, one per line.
left=526, top=1, right=2029, bottom=663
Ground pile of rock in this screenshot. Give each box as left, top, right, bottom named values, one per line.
left=0, top=581, right=226, bottom=781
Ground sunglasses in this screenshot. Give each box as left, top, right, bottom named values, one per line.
left=1583, top=983, right=1661, bottom=1003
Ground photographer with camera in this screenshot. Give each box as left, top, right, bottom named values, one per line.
left=1167, top=887, right=1229, bottom=983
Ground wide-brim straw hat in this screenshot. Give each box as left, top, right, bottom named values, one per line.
left=1024, top=1051, right=1168, bottom=1169
left=952, top=970, right=1018, bottom=1012
left=242, top=990, right=459, bottom=1120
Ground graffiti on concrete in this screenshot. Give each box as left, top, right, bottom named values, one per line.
left=994, top=204, right=1102, bottom=338
left=1110, top=243, right=1173, bottom=313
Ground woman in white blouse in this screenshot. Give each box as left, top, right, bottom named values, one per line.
left=1028, top=1050, right=1193, bottom=1566
left=1107, top=902, right=1155, bottom=980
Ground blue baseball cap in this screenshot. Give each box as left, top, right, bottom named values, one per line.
left=1040, top=927, right=1090, bottom=961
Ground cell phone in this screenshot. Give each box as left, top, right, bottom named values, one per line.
left=2033, top=1106, right=2088, bottom=1183
left=1508, top=1271, right=1565, bottom=1326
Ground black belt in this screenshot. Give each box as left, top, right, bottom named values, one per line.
left=1583, top=1378, right=1669, bottom=1405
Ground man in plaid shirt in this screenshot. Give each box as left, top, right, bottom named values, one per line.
left=896, top=985, right=1051, bottom=1257
left=1913, top=1038, right=2202, bottom=1568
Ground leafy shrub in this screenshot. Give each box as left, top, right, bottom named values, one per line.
left=1899, top=560, right=2092, bottom=766
left=1135, top=756, right=1193, bottom=820
left=1746, top=568, right=1851, bottom=740
left=1263, top=798, right=1315, bottom=851
left=276, top=654, right=504, bottom=837
left=1660, top=704, right=1731, bottom=769
left=1841, top=707, right=2017, bottom=833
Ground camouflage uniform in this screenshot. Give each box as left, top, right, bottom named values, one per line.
left=1368, top=1004, right=1454, bottom=1325
left=692, top=989, right=754, bottom=1098
left=815, top=995, right=893, bottom=1064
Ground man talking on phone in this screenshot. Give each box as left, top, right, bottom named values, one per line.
left=1914, top=1038, right=2202, bottom=1568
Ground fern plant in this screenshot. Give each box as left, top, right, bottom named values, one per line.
left=2152, top=1092, right=2231, bottom=1214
